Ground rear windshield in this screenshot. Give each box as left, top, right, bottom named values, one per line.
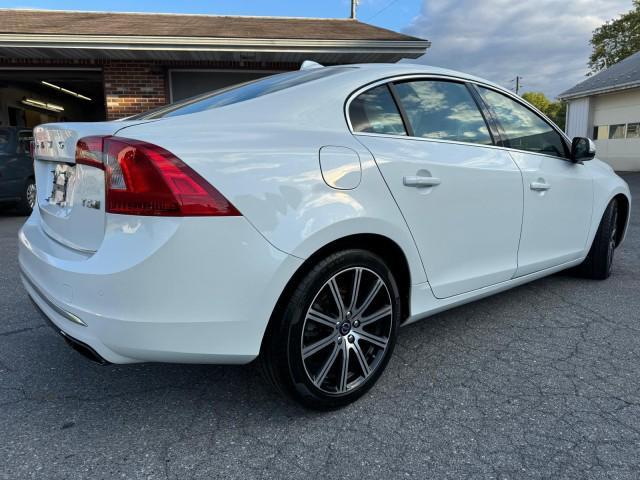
left=131, top=67, right=353, bottom=120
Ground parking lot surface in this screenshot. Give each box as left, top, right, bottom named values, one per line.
left=1, top=173, right=639, bottom=480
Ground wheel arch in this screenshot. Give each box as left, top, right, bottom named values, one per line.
left=613, top=193, right=630, bottom=247
left=260, top=233, right=412, bottom=354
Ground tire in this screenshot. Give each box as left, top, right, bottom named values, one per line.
left=16, top=178, right=36, bottom=215
left=260, top=249, right=401, bottom=410
left=575, top=199, right=619, bottom=280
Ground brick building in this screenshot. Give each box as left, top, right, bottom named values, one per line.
left=0, top=9, right=429, bottom=126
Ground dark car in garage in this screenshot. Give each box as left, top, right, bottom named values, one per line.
left=0, top=127, right=35, bottom=214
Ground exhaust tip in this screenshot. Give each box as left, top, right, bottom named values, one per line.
left=60, top=331, right=110, bottom=365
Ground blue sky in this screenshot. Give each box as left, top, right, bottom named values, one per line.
left=0, top=0, right=634, bottom=97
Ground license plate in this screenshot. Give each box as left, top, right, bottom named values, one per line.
left=50, top=164, right=73, bottom=206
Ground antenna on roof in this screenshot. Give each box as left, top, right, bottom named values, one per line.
left=351, top=0, right=359, bottom=19
left=300, top=60, right=324, bottom=70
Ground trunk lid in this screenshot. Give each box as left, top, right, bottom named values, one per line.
left=33, top=121, right=151, bottom=252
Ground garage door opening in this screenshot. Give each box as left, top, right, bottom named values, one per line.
left=0, top=69, right=105, bottom=127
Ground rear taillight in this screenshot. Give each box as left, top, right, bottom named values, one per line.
left=75, top=136, right=240, bottom=217
left=76, top=136, right=105, bottom=170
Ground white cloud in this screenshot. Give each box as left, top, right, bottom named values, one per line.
left=403, top=0, right=632, bottom=98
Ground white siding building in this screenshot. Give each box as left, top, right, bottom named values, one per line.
left=560, top=51, right=640, bottom=171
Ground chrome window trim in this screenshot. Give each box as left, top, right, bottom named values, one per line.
left=351, top=131, right=575, bottom=162
left=345, top=73, right=573, bottom=163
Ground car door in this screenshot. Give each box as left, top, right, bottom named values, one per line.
left=349, top=79, right=523, bottom=299
left=475, top=86, right=593, bottom=276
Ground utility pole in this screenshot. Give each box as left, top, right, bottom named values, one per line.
left=514, top=76, right=523, bottom=95
left=351, top=0, right=359, bottom=19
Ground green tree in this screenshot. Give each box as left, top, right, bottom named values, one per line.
left=521, top=92, right=551, bottom=112
left=521, top=91, right=566, bottom=130
left=589, top=0, right=640, bottom=74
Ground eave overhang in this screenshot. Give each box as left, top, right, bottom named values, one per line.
left=0, top=33, right=431, bottom=63
left=558, top=80, right=640, bottom=101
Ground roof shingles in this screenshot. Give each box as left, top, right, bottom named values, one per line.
left=0, top=9, right=423, bottom=42
left=559, top=50, right=640, bottom=99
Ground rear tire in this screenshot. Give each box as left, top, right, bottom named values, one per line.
left=16, top=178, right=36, bottom=215
left=575, top=200, right=619, bottom=280
left=260, top=249, right=401, bottom=410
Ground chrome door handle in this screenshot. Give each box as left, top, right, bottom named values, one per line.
left=403, top=175, right=441, bottom=187
left=530, top=181, right=551, bottom=191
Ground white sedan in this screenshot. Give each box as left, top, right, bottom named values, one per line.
left=20, top=63, right=631, bottom=409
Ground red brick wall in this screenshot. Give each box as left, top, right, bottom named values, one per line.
left=103, top=62, right=167, bottom=120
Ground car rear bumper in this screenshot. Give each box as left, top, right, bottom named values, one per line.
left=19, top=209, right=303, bottom=364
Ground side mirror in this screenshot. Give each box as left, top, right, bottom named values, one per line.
left=571, top=137, right=596, bottom=163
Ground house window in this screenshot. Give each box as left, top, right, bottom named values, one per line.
left=593, top=125, right=611, bottom=140
left=609, top=124, right=626, bottom=139
left=627, top=123, right=640, bottom=139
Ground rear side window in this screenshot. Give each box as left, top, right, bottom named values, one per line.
left=393, top=80, right=492, bottom=145
left=17, top=130, right=33, bottom=154
left=349, top=85, right=407, bottom=136
left=0, top=129, right=10, bottom=152
left=477, top=87, right=568, bottom=158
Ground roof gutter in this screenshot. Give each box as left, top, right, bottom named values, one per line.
left=559, top=80, right=640, bottom=101
left=0, top=33, right=430, bottom=55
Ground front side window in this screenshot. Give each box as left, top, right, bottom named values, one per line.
left=627, top=123, right=640, bottom=139
left=609, top=124, right=626, bottom=139
left=349, top=85, right=407, bottom=136
left=393, top=80, right=492, bottom=145
left=477, top=87, right=568, bottom=158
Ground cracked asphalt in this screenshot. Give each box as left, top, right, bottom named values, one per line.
left=1, top=173, right=639, bottom=480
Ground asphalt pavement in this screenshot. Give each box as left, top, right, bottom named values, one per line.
left=1, top=173, right=639, bottom=480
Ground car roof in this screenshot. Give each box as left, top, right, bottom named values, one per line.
left=342, top=63, right=505, bottom=90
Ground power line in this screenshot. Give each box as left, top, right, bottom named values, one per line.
left=365, top=0, right=403, bottom=21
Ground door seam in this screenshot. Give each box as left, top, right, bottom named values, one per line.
left=507, top=150, right=526, bottom=280
left=352, top=134, right=431, bottom=287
